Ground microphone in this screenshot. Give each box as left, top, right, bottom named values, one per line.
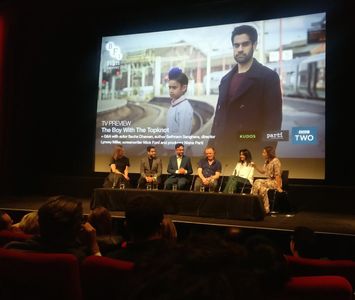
left=218, top=164, right=228, bottom=193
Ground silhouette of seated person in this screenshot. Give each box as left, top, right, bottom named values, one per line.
left=128, top=231, right=289, bottom=300
left=106, top=195, right=175, bottom=265
left=290, top=226, right=320, bottom=259
left=5, top=195, right=101, bottom=260
left=88, top=206, right=122, bottom=255
left=244, top=234, right=290, bottom=299
left=0, top=210, right=15, bottom=231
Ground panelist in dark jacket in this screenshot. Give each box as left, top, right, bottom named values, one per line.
left=164, top=143, right=193, bottom=190
left=137, top=146, right=163, bottom=189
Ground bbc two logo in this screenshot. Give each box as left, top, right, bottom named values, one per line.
left=292, top=127, right=317, bottom=144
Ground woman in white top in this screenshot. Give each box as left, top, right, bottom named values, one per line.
left=223, top=149, right=254, bottom=193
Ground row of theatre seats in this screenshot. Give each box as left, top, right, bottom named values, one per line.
left=1, top=247, right=354, bottom=300
left=1, top=231, right=354, bottom=300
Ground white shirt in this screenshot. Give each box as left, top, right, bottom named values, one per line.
left=233, top=162, right=254, bottom=184
left=177, top=156, right=182, bottom=169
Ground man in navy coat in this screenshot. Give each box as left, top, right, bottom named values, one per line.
left=210, top=25, right=282, bottom=161
left=164, top=143, right=193, bottom=190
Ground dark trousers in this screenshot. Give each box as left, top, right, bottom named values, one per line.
left=103, top=173, right=130, bottom=188
left=137, top=176, right=161, bottom=189
left=164, top=175, right=190, bottom=190
left=223, top=176, right=251, bottom=194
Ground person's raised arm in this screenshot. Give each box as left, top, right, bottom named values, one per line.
left=248, top=167, right=254, bottom=184
left=81, top=222, right=101, bottom=256
left=251, top=162, right=265, bottom=174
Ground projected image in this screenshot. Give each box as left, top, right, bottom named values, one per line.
left=95, top=12, right=325, bottom=177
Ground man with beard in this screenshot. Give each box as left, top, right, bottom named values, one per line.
left=164, top=143, right=193, bottom=190
left=209, top=25, right=282, bottom=162
left=137, top=146, right=163, bottom=189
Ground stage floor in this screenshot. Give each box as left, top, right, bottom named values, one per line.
left=1, top=194, right=354, bottom=237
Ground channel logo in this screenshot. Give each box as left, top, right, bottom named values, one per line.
left=263, top=130, right=289, bottom=142
left=292, top=127, right=317, bottom=144
left=106, top=41, right=123, bottom=61
left=238, top=132, right=257, bottom=141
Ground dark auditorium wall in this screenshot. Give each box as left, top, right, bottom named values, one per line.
left=0, top=13, right=6, bottom=186
left=0, top=0, right=353, bottom=196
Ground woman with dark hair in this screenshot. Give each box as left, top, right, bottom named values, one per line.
left=223, top=149, right=254, bottom=193
left=251, top=146, right=282, bottom=214
left=103, top=145, right=130, bottom=188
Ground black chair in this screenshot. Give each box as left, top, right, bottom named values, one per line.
left=268, top=170, right=290, bottom=213
left=236, top=178, right=252, bottom=194
left=217, top=175, right=227, bottom=192
left=216, top=175, right=225, bottom=192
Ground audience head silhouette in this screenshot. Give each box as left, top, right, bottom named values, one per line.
left=0, top=210, right=14, bottom=231
left=38, top=195, right=83, bottom=246
left=88, top=206, right=113, bottom=236
left=128, top=231, right=273, bottom=300
left=125, top=195, right=164, bottom=241
left=244, top=234, right=290, bottom=298
left=290, top=226, right=318, bottom=258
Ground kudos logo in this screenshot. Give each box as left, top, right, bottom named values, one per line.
left=292, top=127, right=317, bottom=144
left=238, top=132, right=257, bottom=140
